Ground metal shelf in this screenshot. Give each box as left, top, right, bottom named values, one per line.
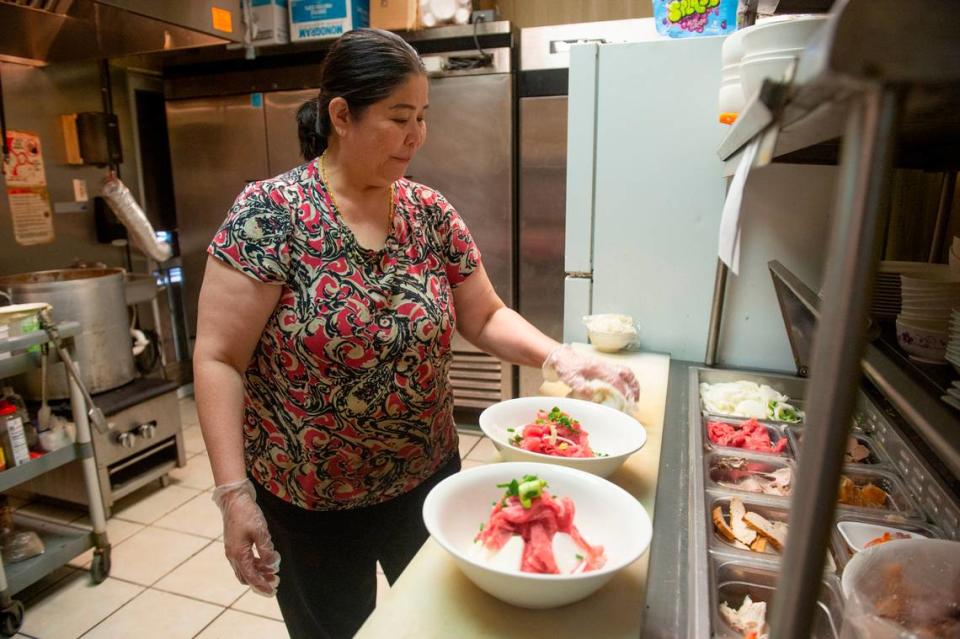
left=0, top=322, right=81, bottom=380
left=5, top=514, right=93, bottom=596
left=0, top=444, right=86, bottom=494
left=719, top=1, right=960, bottom=176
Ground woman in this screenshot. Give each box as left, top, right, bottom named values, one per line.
left=194, top=28, right=639, bottom=639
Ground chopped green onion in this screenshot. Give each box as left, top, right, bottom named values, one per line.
left=575, top=553, right=584, bottom=561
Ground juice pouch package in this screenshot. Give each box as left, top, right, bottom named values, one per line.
left=653, top=0, right=737, bottom=38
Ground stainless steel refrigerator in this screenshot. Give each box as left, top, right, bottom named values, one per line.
left=166, top=40, right=517, bottom=409
left=406, top=45, right=515, bottom=409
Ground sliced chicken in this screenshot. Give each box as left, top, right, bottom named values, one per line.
left=729, top=497, right=758, bottom=546
left=744, top=511, right=787, bottom=551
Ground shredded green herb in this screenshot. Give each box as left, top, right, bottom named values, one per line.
left=497, top=474, right=548, bottom=508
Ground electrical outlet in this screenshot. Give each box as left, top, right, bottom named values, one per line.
left=470, top=9, right=495, bottom=23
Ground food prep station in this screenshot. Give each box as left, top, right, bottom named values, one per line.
left=688, top=367, right=960, bottom=638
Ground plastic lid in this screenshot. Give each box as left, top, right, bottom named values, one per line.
left=0, top=401, right=16, bottom=416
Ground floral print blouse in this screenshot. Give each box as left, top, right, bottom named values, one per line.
left=208, top=159, right=479, bottom=510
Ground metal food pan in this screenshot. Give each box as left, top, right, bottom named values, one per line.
left=697, top=368, right=807, bottom=426
left=703, top=414, right=795, bottom=459
left=835, top=466, right=924, bottom=519
left=711, top=559, right=843, bottom=639
left=830, top=514, right=943, bottom=572
left=708, top=494, right=790, bottom=559
left=786, top=426, right=890, bottom=466
left=706, top=452, right=794, bottom=500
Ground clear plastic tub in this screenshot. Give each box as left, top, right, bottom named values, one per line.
left=840, top=539, right=960, bottom=638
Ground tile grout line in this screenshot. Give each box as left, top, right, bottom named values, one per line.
left=77, top=584, right=150, bottom=638
left=190, top=606, right=229, bottom=639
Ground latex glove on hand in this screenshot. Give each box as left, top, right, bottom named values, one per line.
left=542, top=344, right=641, bottom=413
left=213, top=479, right=281, bottom=597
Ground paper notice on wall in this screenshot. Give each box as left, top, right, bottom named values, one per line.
left=718, top=139, right=760, bottom=276
left=7, top=187, right=55, bottom=246
left=2, top=130, right=47, bottom=187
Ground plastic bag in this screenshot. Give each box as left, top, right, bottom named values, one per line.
left=2, top=530, right=45, bottom=563
left=840, top=538, right=960, bottom=639
left=652, top=0, right=737, bottom=38
left=101, top=174, right=173, bottom=262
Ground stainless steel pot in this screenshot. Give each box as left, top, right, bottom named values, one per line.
left=0, top=268, right=135, bottom=399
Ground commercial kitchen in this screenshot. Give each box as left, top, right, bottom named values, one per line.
left=0, top=1, right=957, bottom=638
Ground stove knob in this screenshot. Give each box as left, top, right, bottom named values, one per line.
left=117, top=432, right=137, bottom=448
left=137, top=421, right=157, bottom=440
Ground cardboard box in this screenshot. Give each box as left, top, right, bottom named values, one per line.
left=370, top=0, right=419, bottom=31
left=289, top=0, right=370, bottom=41
left=250, top=0, right=290, bottom=45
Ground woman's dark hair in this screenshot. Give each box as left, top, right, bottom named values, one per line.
left=297, top=28, right=426, bottom=160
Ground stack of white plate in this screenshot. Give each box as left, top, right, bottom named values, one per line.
left=719, top=28, right=747, bottom=119
left=896, top=270, right=960, bottom=363
left=946, top=310, right=960, bottom=374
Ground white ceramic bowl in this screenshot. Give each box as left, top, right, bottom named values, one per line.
left=740, top=15, right=828, bottom=57
left=422, top=461, right=652, bottom=609
left=950, top=251, right=960, bottom=274
left=740, top=55, right=797, bottom=100
left=479, top=397, right=646, bottom=478
left=741, top=47, right=804, bottom=63
left=836, top=521, right=928, bottom=555
left=719, top=78, right=745, bottom=114
left=896, top=319, right=948, bottom=362
left=894, top=315, right=948, bottom=331
left=587, top=329, right=635, bottom=353
left=721, top=28, right=747, bottom=67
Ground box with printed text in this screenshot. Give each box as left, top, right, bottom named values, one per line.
left=290, top=0, right=370, bottom=41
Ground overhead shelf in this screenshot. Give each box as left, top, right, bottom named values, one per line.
left=719, top=0, right=960, bottom=176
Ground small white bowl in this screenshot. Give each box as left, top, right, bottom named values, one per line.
left=719, top=79, right=745, bottom=114
left=741, top=46, right=804, bottom=63
left=587, top=329, right=635, bottom=353
left=950, top=251, right=960, bottom=274
left=896, top=319, right=948, bottom=362
left=740, top=14, right=828, bottom=58
left=740, top=55, right=797, bottom=100
left=721, top=28, right=747, bottom=67
left=894, top=315, right=949, bottom=331
left=422, top=461, right=652, bottom=609
left=837, top=521, right=928, bottom=554
left=479, top=397, right=646, bottom=478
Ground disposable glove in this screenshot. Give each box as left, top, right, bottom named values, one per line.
left=543, top=344, right=641, bottom=412
left=213, top=479, right=281, bottom=596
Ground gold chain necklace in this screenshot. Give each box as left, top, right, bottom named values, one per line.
left=320, top=152, right=394, bottom=236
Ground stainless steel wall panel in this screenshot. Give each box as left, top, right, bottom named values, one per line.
left=518, top=95, right=567, bottom=397
left=264, top=89, right=319, bottom=176
left=166, top=95, right=269, bottom=337
left=406, top=71, right=516, bottom=402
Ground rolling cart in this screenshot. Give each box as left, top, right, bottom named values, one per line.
left=0, top=320, right=111, bottom=636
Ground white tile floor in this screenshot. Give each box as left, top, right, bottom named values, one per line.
left=11, top=397, right=498, bottom=638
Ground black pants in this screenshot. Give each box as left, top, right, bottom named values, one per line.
left=254, top=455, right=461, bottom=639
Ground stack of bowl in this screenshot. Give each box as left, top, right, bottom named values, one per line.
left=897, top=270, right=960, bottom=363
left=950, top=237, right=960, bottom=274
left=737, top=15, right=828, bottom=101
left=719, top=28, right=747, bottom=122
left=872, top=261, right=956, bottom=321
left=947, top=310, right=960, bottom=374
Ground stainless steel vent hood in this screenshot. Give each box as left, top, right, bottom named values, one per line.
left=0, top=0, right=242, bottom=65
